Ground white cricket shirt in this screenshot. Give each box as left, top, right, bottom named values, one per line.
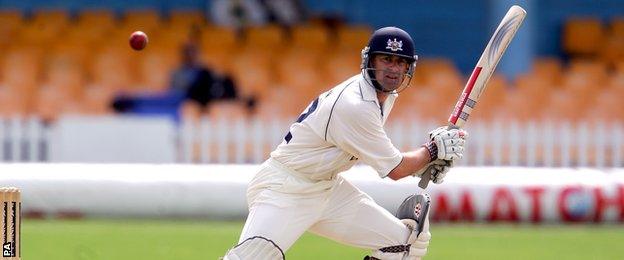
left=270, top=74, right=403, bottom=181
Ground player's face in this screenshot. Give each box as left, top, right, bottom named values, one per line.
left=372, top=54, right=410, bottom=91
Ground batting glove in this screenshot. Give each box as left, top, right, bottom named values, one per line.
left=412, top=159, right=453, bottom=184
left=428, top=126, right=468, bottom=161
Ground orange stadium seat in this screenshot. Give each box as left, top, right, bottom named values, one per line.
left=80, top=86, right=115, bottom=115
left=41, top=62, right=85, bottom=99
left=199, top=49, right=233, bottom=75
left=1, top=47, right=42, bottom=95
left=19, top=10, right=70, bottom=47
left=0, top=10, right=23, bottom=48
left=33, top=86, right=84, bottom=122
left=255, top=87, right=301, bottom=120
left=494, top=85, right=548, bottom=123
left=416, top=58, right=459, bottom=86
left=90, top=47, right=138, bottom=92
left=72, top=10, right=116, bottom=46
left=408, top=69, right=427, bottom=88
left=387, top=92, right=413, bottom=123
left=48, top=42, right=91, bottom=71
left=324, top=51, right=361, bottom=86
left=79, top=9, right=115, bottom=22
left=0, top=88, right=29, bottom=117
left=201, top=26, right=237, bottom=50
left=36, top=56, right=87, bottom=121
left=90, top=25, right=131, bottom=50
left=426, top=69, right=463, bottom=98
left=37, top=55, right=86, bottom=120
left=530, top=57, right=563, bottom=85
left=276, top=49, right=324, bottom=104
left=563, top=60, right=608, bottom=100
left=470, top=74, right=508, bottom=121
left=137, top=49, right=177, bottom=92
left=600, top=36, right=624, bottom=67
left=0, top=9, right=22, bottom=28
left=563, top=77, right=598, bottom=102
left=610, top=17, right=624, bottom=38
left=168, top=9, right=205, bottom=29
left=512, top=75, right=552, bottom=122
left=200, top=27, right=238, bottom=69
left=77, top=9, right=116, bottom=29
left=254, top=100, right=286, bottom=121
left=409, top=71, right=426, bottom=89
left=583, top=87, right=624, bottom=122
left=291, top=24, right=330, bottom=52
left=414, top=61, right=462, bottom=111
left=615, top=61, right=624, bottom=73
left=30, top=9, right=70, bottom=28
left=568, top=59, right=608, bottom=78
left=393, top=59, right=460, bottom=122
left=562, top=18, right=605, bottom=57
left=155, top=25, right=195, bottom=50
left=230, top=49, right=273, bottom=100
left=609, top=64, right=624, bottom=90
left=541, top=88, right=589, bottom=123
left=515, top=72, right=552, bottom=95
left=399, top=87, right=455, bottom=123
left=244, top=25, right=285, bottom=51
left=121, top=9, right=161, bottom=36
left=336, top=25, right=372, bottom=51
left=63, top=26, right=101, bottom=47
left=599, top=19, right=624, bottom=67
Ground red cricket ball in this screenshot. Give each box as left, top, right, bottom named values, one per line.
left=129, top=31, right=148, bottom=51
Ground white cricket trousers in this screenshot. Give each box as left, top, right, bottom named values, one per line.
left=238, top=158, right=410, bottom=252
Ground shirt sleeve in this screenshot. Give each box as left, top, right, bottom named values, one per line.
left=326, top=100, right=403, bottom=177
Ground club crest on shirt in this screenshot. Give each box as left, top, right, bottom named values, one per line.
left=386, top=38, right=403, bottom=52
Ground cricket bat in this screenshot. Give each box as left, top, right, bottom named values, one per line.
left=418, top=5, right=527, bottom=189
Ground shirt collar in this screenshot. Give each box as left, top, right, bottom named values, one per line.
left=358, top=74, right=399, bottom=104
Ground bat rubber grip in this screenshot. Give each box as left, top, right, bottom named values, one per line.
left=418, top=168, right=432, bottom=189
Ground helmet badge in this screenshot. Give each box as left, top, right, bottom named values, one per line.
left=386, top=38, right=403, bottom=52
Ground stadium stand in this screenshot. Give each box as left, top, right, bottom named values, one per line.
left=0, top=2, right=622, bottom=165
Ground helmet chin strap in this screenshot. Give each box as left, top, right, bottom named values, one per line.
left=362, top=68, right=412, bottom=94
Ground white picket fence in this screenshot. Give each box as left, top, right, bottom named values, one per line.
left=0, top=117, right=49, bottom=162
left=1, top=116, right=623, bottom=167
left=177, top=118, right=624, bottom=167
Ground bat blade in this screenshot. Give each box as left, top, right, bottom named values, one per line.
left=418, top=5, right=526, bottom=189
left=448, top=5, right=527, bottom=128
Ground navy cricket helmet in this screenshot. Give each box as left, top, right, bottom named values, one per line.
left=361, top=27, right=418, bottom=93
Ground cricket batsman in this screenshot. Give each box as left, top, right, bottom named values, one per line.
left=223, top=27, right=467, bottom=259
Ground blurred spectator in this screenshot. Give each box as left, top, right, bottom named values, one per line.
left=211, top=0, right=269, bottom=29
left=172, top=43, right=238, bottom=106
left=173, top=43, right=240, bottom=119
left=210, top=0, right=306, bottom=29
left=112, top=43, right=241, bottom=120
left=261, top=0, right=306, bottom=26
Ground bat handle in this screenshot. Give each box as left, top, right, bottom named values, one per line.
left=418, top=168, right=432, bottom=189
left=418, top=125, right=458, bottom=189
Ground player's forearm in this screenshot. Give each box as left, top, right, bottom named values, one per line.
left=387, top=147, right=431, bottom=180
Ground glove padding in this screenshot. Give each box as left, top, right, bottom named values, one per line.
left=412, top=159, right=453, bottom=184
left=402, top=195, right=432, bottom=259
left=402, top=218, right=431, bottom=259
left=429, top=126, right=468, bottom=161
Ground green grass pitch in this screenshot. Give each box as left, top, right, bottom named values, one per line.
left=23, top=219, right=624, bottom=259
